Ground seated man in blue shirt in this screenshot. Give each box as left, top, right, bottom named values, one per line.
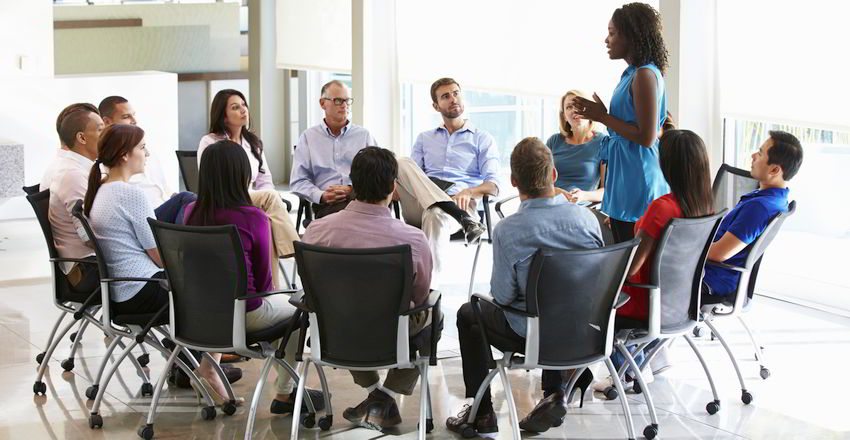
left=446, top=137, right=604, bottom=438
left=703, top=130, right=804, bottom=297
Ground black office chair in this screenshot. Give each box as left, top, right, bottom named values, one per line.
left=144, top=219, right=325, bottom=440
left=605, top=212, right=726, bottom=436
left=70, top=201, right=220, bottom=430
left=288, top=242, right=442, bottom=439
left=26, top=189, right=104, bottom=393
left=466, top=240, right=640, bottom=440
left=700, top=200, right=797, bottom=405
left=23, top=183, right=40, bottom=195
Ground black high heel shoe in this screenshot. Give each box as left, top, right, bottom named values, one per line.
left=568, top=368, right=594, bottom=408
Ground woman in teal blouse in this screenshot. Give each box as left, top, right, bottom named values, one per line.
left=545, top=89, right=607, bottom=204
left=575, top=2, right=671, bottom=242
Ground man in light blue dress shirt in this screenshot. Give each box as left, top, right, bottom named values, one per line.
left=446, top=137, right=603, bottom=437
left=290, top=80, right=378, bottom=218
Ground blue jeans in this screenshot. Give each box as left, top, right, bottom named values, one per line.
left=154, top=191, right=197, bottom=224
left=611, top=339, right=660, bottom=375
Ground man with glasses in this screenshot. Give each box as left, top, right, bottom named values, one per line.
left=290, top=80, right=376, bottom=218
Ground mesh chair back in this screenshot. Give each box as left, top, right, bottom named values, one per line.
left=175, top=150, right=199, bottom=193
left=712, top=164, right=758, bottom=213
left=25, top=190, right=84, bottom=302
left=294, top=241, right=414, bottom=368
left=70, top=200, right=111, bottom=280
left=741, top=200, right=797, bottom=299
left=525, top=239, right=639, bottom=366
left=148, top=219, right=245, bottom=349
left=650, top=212, right=725, bottom=332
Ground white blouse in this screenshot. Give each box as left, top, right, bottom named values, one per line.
left=198, top=133, right=274, bottom=190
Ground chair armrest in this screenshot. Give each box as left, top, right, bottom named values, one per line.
left=278, top=194, right=292, bottom=212
left=403, top=290, right=441, bottom=315
left=494, top=194, right=519, bottom=220
left=587, top=201, right=601, bottom=210
left=135, top=304, right=168, bottom=343
left=471, top=293, right=536, bottom=317
left=49, top=257, right=98, bottom=265
left=614, top=292, right=631, bottom=309
left=623, top=281, right=658, bottom=290
left=705, top=260, right=749, bottom=273
left=235, top=289, right=297, bottom=301
left=288, top=290, right=313, bottom=312
left=102, top=277, right=166, bottom=283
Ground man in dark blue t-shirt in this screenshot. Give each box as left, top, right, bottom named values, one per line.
left=704, top=130, right=804, bottom=296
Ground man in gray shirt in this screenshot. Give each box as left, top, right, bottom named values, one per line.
left=446, top=137, right=603, bottom=438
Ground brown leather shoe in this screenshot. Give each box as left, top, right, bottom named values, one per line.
left=343, top=390, right=401, bottom=431
left=518, top=392, right=567, bottom=432
left=446, top=404, right=498, bottom=438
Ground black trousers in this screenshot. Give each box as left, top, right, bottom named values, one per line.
left=610, top=218, right=636, bottom=243
left=312, top=200, right=350, bottom=219
left=457, top=301, right=525, bottom=412
left=68, top=256, right=99, bottom=294
left=111, top=272, right=169, bottom=316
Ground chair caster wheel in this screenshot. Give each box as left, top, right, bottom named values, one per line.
left=222, top=401, right=237, bottom=416
left=632, top=379, right=642, bottom=394
left=69, top=332, right=78, bottom=344
left=693, top=326, right=706, bottom=337
left=137, top=424, right=154, bottom=439
left=89, top=413, right=103, bottom=429
left=86, top=385, right=99, bottom=400
left=643, top=424, right=658, bottom=439
left=140, top=382, right=154, bottom=397
left=33, top=381, right=47, bottom=395
left=301, top=413, right=315, bottom=428
left=604, top=386, right=619, bottom=401
left=741, top=390, right=753, bottom=404
left=61, top=358, right=75, bottom=372
left=417, top=418, right=434, bottom=433
left=760, top=367, right=770, bottom=379
left=137, top=353, right=150, bottom=367
left=36, top=352, right=46, bottom=365
left=706, top=400, right=720, bottom=415
left=201, top=406, right=216, bottom=420
left=318, top=415, right=333, bottom=431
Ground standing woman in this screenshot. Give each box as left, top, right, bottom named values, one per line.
left=199, top=90, right=300, bottom=285
left=575, top=2, right=670, bottom=242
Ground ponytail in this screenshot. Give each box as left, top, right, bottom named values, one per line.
left=83, top=159, right=104, bottom=217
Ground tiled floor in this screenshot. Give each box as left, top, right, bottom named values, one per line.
left=2, top=215, right=850, bottom=439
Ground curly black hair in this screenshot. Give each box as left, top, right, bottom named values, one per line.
left=612, top=2, right=669, bottom=74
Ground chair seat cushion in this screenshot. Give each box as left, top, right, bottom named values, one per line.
left=113, top=312, right=168, bottom=327
left=246, top=316, right=297, bottom=346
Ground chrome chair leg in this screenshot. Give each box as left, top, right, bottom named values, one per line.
left=605, top=358, right=637, bottom=440
left=467, top=241, right=483, bottom=298
left=496, top=362, right=521, bottom=440
left=34, top=318, right=78, bottom=386
left=418, top=361, right=429, bottom=440
left=683, top=334, right=721, bottom=414
left=288, top=360, right=312, bottom=440
left=618, top=343, right=659, bottom=437
left=245, top=356, right=275, bottom=440
left=38, top=311, right=66, bottom=364
left=738, top=316, right=769, bottom=379
left=468, top=367, right=499, bottom=422
left=704, top=320, right=752, bottom=404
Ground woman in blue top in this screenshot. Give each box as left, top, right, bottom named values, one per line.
left=575, top=2, right=671, bottom=242
left=545, top=89, right=607, bottom=205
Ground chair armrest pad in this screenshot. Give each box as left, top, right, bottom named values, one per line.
left=403, top=290, right=442, bottom=315
left=705, top=260, right=749, bottom=273
left=50, top=257, right=97, bottom=265
left=623, top=282, right=658, bottom=290
left=102, top=277, right=164, bottom=283
left=235, top=289, right=298, bottom=301
left=614, top=292, right=631, bottom=309
left=288, top=290, right=312, bottom=312
left=494, top=194, right=519, bottom=219
left=471, top=293, right=536, bottom=317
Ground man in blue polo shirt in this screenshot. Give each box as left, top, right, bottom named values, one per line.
left=703, top=130, right=804, bottom=296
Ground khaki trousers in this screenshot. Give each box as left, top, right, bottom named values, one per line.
left=244, top=294, right=300, bottom=394
left=249, top=189, right=300, bottom=289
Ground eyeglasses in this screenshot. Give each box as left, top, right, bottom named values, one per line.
left=321, top=97, right=354, bottom=106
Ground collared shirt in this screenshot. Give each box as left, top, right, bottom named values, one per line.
left=289, top=120, right=377, bottom=204
left=545, top=131, right=607, bottom=192
left=47, top=149, right=95, bottom=273
left=490, top=194, right=604, bottom=336
left=410, top=121, right=500, bottom=195
left=198, top=133, right=275, bottom=191
left=301, top=200, right=432, bottom=306
left=704, top=187, right=790, bottom=296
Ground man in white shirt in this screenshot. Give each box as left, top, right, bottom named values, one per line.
left=98, top=96, right=196, bottom=223
left=40, top=103, right=100, bottom=191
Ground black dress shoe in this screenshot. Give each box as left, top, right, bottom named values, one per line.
left=446, top=404, right=498, bottom=438
left=169, top=364, right=242, bottom=389
left=343, top=390, right=401, bottom=431
left=519, top=392, right=567, bottom=433
left=461, top=218, right=486, bottom=245
left=270, top=388, right=326, bottom=414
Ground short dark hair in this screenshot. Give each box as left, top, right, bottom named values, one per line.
left=767, top=130, right=804, bottom=181
left=59, top=109, right=96, bottom=149
left=430, top=77, right=460, bottom=103
left=98, top=95, right=128, bottom=119
left=510, top=137, right=554, bottom=198
left=56, top=103, right=98, bottom=140
left=320, top=80, right=346, bottom=97
left=350, top=147, right=397, bottom=203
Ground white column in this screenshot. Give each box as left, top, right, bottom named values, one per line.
left=660, top=0, right=723, bottom=176
left=351, top=0, right=401, bottom=152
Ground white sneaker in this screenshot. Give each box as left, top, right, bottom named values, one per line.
left=592, top=375, right=613, bottom=392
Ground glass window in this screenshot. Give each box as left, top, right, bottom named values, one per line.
left=723, top=118, right=850, bottom=313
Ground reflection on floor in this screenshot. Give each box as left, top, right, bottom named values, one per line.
left=2, top=216, right=850, bottom=439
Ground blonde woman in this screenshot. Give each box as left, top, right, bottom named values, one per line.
left=545, top=89, right=607, bottom=205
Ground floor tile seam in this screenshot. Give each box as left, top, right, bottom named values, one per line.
left=624, top=394, right=751, bottom=439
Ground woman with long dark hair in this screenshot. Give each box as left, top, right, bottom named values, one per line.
left=198, top=89, right=300, bottom=286
left=84, top=124, right=235, bottom=403
left=185, top=140, right=324, bottom=413
left=574, top=2, right=671, bottom=242
left=593, top=129, right=714, bottom=392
